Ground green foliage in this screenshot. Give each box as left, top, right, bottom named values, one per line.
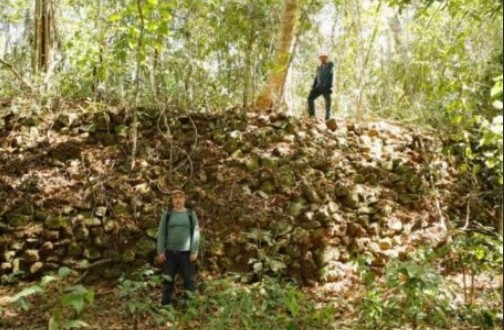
left=357, top=238, right=503, bottom=330
left=180, top=275, right=335, bottom=330
left=445, top=73, right=503, bottom=193
left=116, top=265, right=334, bottom=329
left=246, top=228, right=288, bottom=278
left=357, top=247, right=454, bottom=329
left=117, top=264, right=175, bottom=326
left=448, top=231, right=503, bottom=276
left=8, top=267, right=94, bottom=329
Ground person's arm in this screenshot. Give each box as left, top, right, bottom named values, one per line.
left=156, top=211, right=167, bottom=260
left=312, top=67, right=318, bottom=89
left=328, top=62, right=334, bottom=89
left=190, top=211, right=200, bottom=260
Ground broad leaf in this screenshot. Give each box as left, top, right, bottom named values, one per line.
left=58, top=267, right=72, bottom=278
left=64, top=320, right=89, bottom=329
left=48, top=316, right=60, bottom=330
left=62, top=294, right=85, bottom=314
left=10, top=286, right=43, bottom=302
left=41, top=275, right=58, bottom=287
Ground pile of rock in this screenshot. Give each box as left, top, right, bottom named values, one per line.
left=0, top=105, right=456, bottom=283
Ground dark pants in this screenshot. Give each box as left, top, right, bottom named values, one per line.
left=308, top=88, right=332, bottom=120
left=161, top=250, right=196, bottom=305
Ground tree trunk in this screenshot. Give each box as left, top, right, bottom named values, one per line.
left=255, top=0, right=299, bottom=111
left=33, top=0, right=53, bottom=74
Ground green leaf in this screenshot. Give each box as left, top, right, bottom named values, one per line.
left=465, top=146, right=473, bottom=159
left=66, top=285, right=88, bottom=295
left=492, top=100, right=503, bottom=110
left=63, top=320, right=89, bottom=328
left=84, top=289, right=95, bottom=304
left=270, top=260, right=286, bottom=273
left=58, top=267, right=72, bottom=278
left=147, top=0, right=158, bottom=5
left=63, top=294, right=85, bottom=314
left=108, top=13, right=121, bottom=23
left=10, top=286, right=43, bottom=302
left=475, top=247, right=486, bottom=260
left=48, top=316, right=60, bottom=330
left=41, top=275, right=57, bottom=287
left=452, top=114, right=464, bottom=125
left=490, top=78, right=503, bottom=99
left=162, top=274, right=173, bottom=282
left=253, top=262, right=263, bottom=273
left=459, top=163, right=469, bottom=173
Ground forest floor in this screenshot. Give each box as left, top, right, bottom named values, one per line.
left=0, top=267, right=502, bottom=330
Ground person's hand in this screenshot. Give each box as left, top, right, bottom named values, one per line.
left=157, top=253, right=166, bottom=264
left=190, top=253, right=198, bottom=262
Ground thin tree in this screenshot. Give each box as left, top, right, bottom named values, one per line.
left=32, top=0, right=53, bottom=74
left=255, top=0, right=299, bottom=111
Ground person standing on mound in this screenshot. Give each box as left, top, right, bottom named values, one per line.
left=307, top=53, right=334, bottom=120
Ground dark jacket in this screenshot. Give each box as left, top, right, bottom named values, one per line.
left=312, top=61, right=334, bottom=92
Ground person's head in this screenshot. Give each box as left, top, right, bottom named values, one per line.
left=171, top=189, right=186, bottom=210
left=318, top=53, right=329, bottom=64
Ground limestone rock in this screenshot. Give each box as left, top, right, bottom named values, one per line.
left=121, top=250, right=136, bottom=263
left=95, top=206, right=107, bottom=217
left=325, top=118, right=338, bottom=131
left=84, top=248, right=102, bottom=260
left=45, top=216, right=71, bottom=229
left=42, top=230, right=60, bottom=241
left=135, top=238, right=155, bottom=257
left=8, top=215, right=30, bottom=227
left=83, top=217, right=101, bottom=227
left=30, top=262, right=44, bottom=273
left=379, top=238, right=393, bottom=250
left=75, top=227, right=90, bottom=240
left=22, top=249, right=40, bottom=263
left=387, top=217, right=403, bottom=233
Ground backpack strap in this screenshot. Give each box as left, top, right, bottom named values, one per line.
left=187, top=208, right=194, bottom=251
left=164, top=211, right=171, bottom=246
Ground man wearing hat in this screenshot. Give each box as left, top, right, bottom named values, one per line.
left=307, top=53, right=334, bottom=120
left=156, top=189, right=200, bottom=306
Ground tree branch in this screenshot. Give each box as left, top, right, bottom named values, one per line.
left=0, top=58, right=35, bottom=91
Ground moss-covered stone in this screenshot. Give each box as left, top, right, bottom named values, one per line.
left=245, top=154, right=260, bottom=171
left=146, top=228, right=158, bottom=239
left=121, top=249, right=136, bottom=263
left=22, top=249, right=39, bottom=263
left=289, top=201, right=305, bottom=218
left=84, top=248, right=101, bottom=260
left=260, top=181, right=276, bottom=194
left=68, top=243, right=83, bottom=257
left=84, top=217, right=102, bottom=227
left=103, top=249, right=120, bottom=261
left=75, top=260, right=90, bottom=270
left=45, top=216, right=71, bottom=229
left=354, top=174, right=366, bottom=184
left=8, top=215, right=30, bottom=227
left=114, top=202, right=130, bottom=217
left=135, top=238, right=155, bottom=257
left=75, top=226, right=89, bottom=240
left=212, top=241, right=225, bottom=257
left=103, top=268, right=122, bottom=279
left=261, top=157, right=279, bottom=170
